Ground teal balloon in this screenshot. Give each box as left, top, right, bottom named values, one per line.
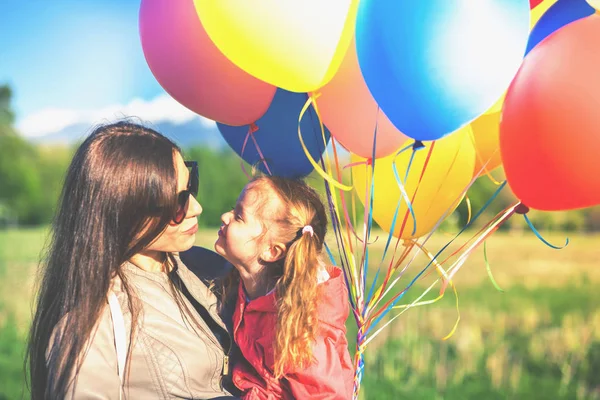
left=356, top=0, right=530, bottom=141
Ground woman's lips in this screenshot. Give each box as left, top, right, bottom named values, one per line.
left=183, top=224, right=198, bottom=235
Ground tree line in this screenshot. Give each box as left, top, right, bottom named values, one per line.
left=1, top=84, right=598, bottom=231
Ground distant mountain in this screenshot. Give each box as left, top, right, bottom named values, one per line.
left=28, top=118, right=228, bottom=149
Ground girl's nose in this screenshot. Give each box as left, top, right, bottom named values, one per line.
left=221, top=210, right=232, bottom=224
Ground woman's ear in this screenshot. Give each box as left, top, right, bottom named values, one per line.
left=260, top=242, right=287, bottom=264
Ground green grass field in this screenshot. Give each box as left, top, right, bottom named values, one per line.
left=1, top=227, right=599, bottom=399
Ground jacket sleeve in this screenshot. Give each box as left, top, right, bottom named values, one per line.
left=61, top=308, right=122, bottom=400
left=285, top=328, right=354, bottom=400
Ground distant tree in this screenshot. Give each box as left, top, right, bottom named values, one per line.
left=0, top=85, right=15, bottom=128
left=0, top=85, right=72, bottom=226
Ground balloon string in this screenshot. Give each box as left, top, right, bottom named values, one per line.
left=324, top=184, right=358, bottom=311
left=308, top=95, right=360, bottom=309
left=297, top=95, right=352, bottom=191
left=522, top=213, right=569, bottom=249
left=434, top=202, right=517, bottom=293
left=336, top=160, right=381, bottom=245
left=397, top=240, right=461, bottom=341
left=438, top=200, right=516, bottom=266
left=239, top=128, right=252, bottom=180
left=364, top=240, right=414, bottom=318
left=364, top=142, right=436, bottom=318
left=363, top=115, right=383, bottom=310
left=323, top=242, right=336, bottom=266
left=365, top=169, right=502, bottom=327
left=398, top=144, right=420, bottom=235
left=310, top=96, right=363, bottom=312
left=239, top=123, right=273, bottom=178
left=465, top=195, right=473, bottom=226
left=363, top=264, right=460, bottom=347
left=320, top=154, right=358, bottom=311
left=395, top=141, right=435, bottom=240
left=363, top=143, right=416, bottom=308
left=365, top=183, right=509, bottom=333
left=370, top=168, right=484, bottom=314
left=467, top=128, right=503, bottom=185
left=320, top=134, right=355, bottom=254
left=359, top=160, right=375, bottom=317
left=313, top=104, right=355, bottom=254
left=484, top=241, right=504, bottom=292
left=440, top=203, right=518, bottom=287
left=381, top=143, right=415, bottom=258
left=367, top=201, right=517, bottom=338
left=248, top=123, right=273, bottom=175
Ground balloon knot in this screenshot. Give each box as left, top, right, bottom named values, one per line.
left=515, top=203, right=530, bottom=215
left=413, top=140, right=425, bottom=150
left=249, top=123, right=259, bottom=133
left=365, top=158, right=373, bottom=166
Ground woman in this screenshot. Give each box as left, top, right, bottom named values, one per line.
left=27, top=121, right=239, bottom=399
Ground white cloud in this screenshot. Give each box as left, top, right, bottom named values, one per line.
left=17, top=94, right=216, bottom=137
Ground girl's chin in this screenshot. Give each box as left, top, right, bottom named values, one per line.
left=214, top=240, right=226, bottom=256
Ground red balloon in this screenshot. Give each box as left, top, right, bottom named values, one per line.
left=530, top=0, right=544, bottom=8
left=500, top=15, right=600, bottom=211
left=139, top=0, right=276, bottom=125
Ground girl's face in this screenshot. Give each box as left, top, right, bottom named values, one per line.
left=215, top=183, right=283, bottom=272
left=145, top=152, right=203, bottom=253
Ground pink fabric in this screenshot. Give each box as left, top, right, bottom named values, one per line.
left=232, top=266, right=353, bottom=399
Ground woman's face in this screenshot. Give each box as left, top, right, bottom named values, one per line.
left=146, top=152, right=202, bottom=253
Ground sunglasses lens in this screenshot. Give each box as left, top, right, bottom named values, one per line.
left=185, top=161, right=199, bottom=198
left=172, top=191, right=190, bottom=224
left=190, top=169, right=199, bottom=197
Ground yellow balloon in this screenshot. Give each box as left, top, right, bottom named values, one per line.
left=483, top=0, right=558, bottom=116
left=470, top=112, right=502, bottom=177
left=586, top=0, right=600, bottom=11
left=351, top=128, right=475, bottom=240
left=194, top=0, right=359, bottom=93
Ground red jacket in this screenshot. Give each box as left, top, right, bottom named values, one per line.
left=231, top=266, right=354, bottom=399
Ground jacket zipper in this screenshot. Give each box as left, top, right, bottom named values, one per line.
left=223, top=354, right=230, bottom=376
left=197, top=306, right=232, bottom=378
left=194, top=314, right=231, bottom=376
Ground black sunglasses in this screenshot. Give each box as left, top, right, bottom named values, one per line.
left=172, top=161, right=199, bottom=225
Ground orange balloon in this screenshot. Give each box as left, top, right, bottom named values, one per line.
left=500, top=15, right=600, bottom=211
left=314, top=39, right=408, bottom=159
left=470, top=111, right=502, bottom=177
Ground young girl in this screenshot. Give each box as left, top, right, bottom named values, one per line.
left=214, top=176, right=353, bottom=399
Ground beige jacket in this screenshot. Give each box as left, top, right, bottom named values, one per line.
left=64, top=248, right=236, bottom=399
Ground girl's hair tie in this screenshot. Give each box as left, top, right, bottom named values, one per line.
left=301, top=225, right=314, bottom=237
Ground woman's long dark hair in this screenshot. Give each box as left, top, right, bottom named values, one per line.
left=26, top=121, right=182, bottom=399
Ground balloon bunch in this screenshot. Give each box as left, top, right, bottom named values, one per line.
left=140, top=0, right=600, bottom=397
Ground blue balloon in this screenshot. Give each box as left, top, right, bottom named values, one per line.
left=218, top=89, right=330, bottom=178
left=526, top=0, right=594, bottom=54
left=356, top=0, right=530, bottom=141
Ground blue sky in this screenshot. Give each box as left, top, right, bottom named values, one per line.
left=0, top=0, right=196, bottom=136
